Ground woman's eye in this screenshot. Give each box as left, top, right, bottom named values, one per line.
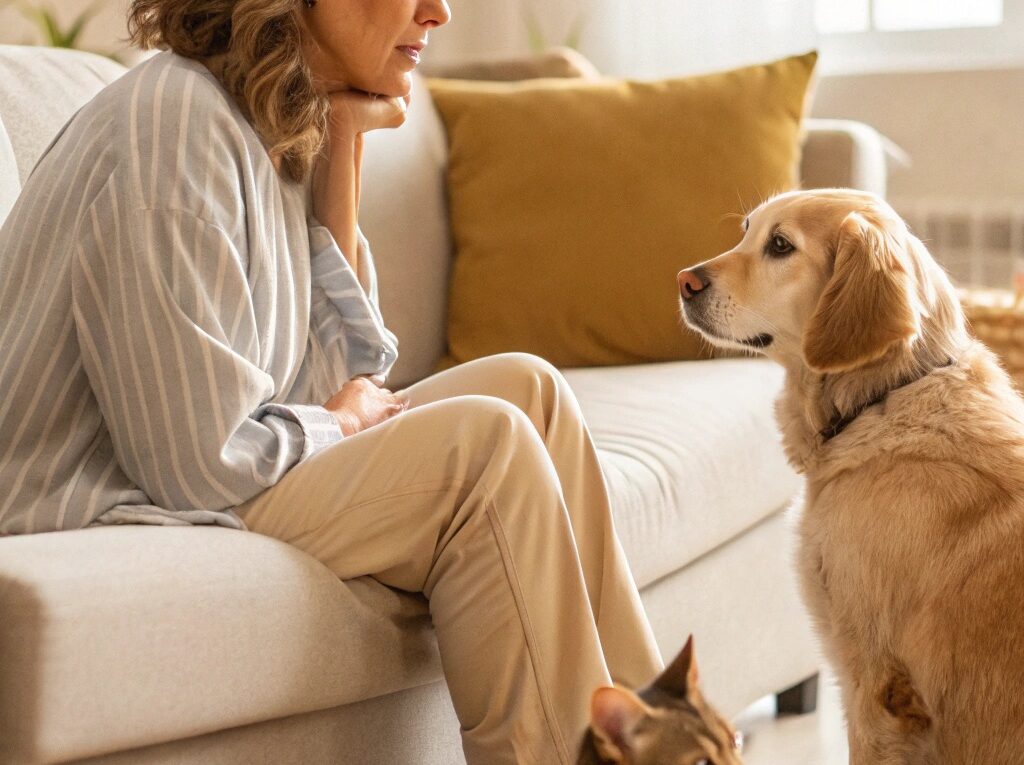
left=768, top=234, right=794, bottom=256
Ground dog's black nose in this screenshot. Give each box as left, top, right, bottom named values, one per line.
left=678, top=268, right=709, bottom=300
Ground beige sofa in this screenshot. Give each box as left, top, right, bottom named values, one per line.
left=0, top=45, right=888, bottom=765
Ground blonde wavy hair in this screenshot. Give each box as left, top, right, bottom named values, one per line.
left=128, top=0, right=328, bottom=182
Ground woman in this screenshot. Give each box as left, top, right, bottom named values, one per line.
left=0, top=1, right=661, bottom=761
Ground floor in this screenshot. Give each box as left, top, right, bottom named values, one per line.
left=735, top=673, right=849, bottom=764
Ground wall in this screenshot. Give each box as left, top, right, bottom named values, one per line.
left=429, top=1, right=1021, bottom=207
left=429, top=0, right=818, bottom=78
left=810, top=67, right=1024, bottom=205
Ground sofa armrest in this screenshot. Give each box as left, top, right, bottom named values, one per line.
left=800, top=118, right=890, bottom=197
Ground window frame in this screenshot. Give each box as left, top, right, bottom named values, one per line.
left=816, top=0, right=1024, bottom=75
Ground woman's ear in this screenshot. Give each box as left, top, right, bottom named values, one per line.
left=802, top=210, right=920, bottom=374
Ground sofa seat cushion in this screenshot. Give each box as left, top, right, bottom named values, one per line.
left=562, top=358, right=801, bottom=588
left=0, top=526, right=443, bottom=764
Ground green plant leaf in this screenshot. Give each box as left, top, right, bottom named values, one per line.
left=521, top=6, right=548, bottom=54
left=19, top=1, right=101, bottom=49
left=66, top=6, right=98, bottom=47
left=564, top=11, right=588, bottom=51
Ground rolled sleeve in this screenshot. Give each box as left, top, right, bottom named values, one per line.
left=258, top=402, right=345, bottom=460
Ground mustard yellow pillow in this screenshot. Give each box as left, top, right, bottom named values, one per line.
left=429, top=52, right=817, bottom=369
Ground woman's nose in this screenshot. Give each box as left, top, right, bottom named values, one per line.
left=678, top=269, right=709, bottom=300
left=418, top=0, right=452, bottom=28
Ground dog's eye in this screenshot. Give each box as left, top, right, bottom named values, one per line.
left=767, top=234, right=794, bottom=257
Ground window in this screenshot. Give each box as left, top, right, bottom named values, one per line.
left=816, top=0, right=1003, bottom=34
left=815, top=0, right=1024, bottom=74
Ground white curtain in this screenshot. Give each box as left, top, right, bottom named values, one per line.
left=430, top=0, right=819, bottom=78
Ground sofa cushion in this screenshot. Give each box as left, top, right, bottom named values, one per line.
left=428, top=52, right=817, bottom=370
left=426, top=46, right=601, bottom=82
left=0, top=46, right=126, bottom=184
left=562, top=358, right=801, bottom=588
left=0, top=526, right=443, bottom=763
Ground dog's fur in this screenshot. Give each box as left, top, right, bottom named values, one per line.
left=679, top=190, right=1024, bottom=763
left=578, top=636, right=743, bottom=765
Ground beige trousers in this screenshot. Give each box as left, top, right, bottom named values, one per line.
left=235, top=352, right=662, bottom=765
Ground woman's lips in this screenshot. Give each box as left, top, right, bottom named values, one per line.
left=397, top=46, right=423, bottom=64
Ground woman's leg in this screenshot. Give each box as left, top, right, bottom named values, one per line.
left=397, top=353, right=662, bottom=689
left=235, top=395, right=606, bottom=765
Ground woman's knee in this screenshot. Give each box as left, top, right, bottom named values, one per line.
left=486, top=352, right=576, bottom=410
left=489, top=352, right=563, bottom=385
left=433, top=394, right=535, bottom=437
left=428, top=395, right=553, bottom=467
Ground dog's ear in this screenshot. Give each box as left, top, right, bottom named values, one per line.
left=803, top=210, right=920, bottom=373
left=653, top=634, right=701, bottom=703
left=589, top=685, right=653, bottom=762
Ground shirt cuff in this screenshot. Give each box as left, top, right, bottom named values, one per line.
left=259, top=403, right=345, bottom=460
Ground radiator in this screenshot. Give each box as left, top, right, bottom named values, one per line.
left=895, top=199, right=1024, bottom=290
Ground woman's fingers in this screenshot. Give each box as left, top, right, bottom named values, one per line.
left=327, top=89, right=409, bottom=133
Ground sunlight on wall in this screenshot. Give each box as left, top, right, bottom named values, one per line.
left=430, top=0, right=818, bottom=78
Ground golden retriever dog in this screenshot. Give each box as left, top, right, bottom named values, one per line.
left=677, top=189, right=1024, bottom=763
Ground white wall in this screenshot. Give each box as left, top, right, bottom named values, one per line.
left=811, top=67, right=1024, bottom=205
left=429, top=0, right=818, bottom=78
left=428, top=1, right=1021, bottom=205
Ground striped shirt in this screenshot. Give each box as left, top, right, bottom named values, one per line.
left=0, top=51, right=398, bottom=534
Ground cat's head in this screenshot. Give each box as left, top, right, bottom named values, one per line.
left=588, top=636, right=744, bottom=765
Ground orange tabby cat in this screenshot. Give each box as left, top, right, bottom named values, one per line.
left=577, top=637, right=744, bottom=765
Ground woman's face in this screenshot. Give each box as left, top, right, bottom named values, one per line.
left=301, top=0, right=451, bottom=97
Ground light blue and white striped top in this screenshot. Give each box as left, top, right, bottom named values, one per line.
left=0, top=51, right=398, bottom=534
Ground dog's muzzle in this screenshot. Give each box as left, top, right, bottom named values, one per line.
left=677, top=267, right=774, bottom=350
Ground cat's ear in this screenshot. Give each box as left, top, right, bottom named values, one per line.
left=590, top=685, right=652, bottom=762
left=653, top=634, right=701, bottom=702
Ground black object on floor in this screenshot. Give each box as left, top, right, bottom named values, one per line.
left=776, top=673, right=820, bottom=716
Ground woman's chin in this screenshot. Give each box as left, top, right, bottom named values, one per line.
left=371, top=73, right=413, bottom=99
left=356, top=65, right=415, bottom=98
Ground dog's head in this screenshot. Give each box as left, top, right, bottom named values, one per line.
left=677, top=189, right=965, bottom=374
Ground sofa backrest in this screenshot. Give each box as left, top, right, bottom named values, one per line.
left=0, top=46, right=127, bottom=189
left=361, top=77, right=453, bottom=388
left=0, top=45, right=127, bottom=231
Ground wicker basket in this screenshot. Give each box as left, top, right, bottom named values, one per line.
left=959, top=287, right=1024, bottom=389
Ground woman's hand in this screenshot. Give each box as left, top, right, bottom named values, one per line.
left=309, top=90, right=411, bottom=268
left=323, top=376, right=409, bottom=437
left=325, top=89, right=411, bottom=136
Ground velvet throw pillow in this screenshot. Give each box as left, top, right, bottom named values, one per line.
left=428, top=51, right=818, bottom=369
